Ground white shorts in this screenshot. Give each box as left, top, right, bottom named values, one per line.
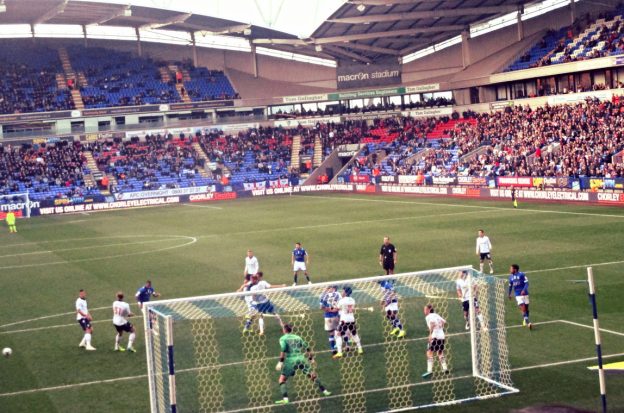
left=293, top=261, right=307, bottom=272
left=515, top=295, right=529, bottom=305
left=385, top=302, right=399, bottom=312
left=324, top=317, right=339, bottom=332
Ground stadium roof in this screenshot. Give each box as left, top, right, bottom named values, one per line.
left=0, top=0, right=570, bottom=64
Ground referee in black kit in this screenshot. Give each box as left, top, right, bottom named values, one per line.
left=379, top=236, right=397, bottom=275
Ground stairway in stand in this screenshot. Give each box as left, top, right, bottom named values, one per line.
left=83, top=151, right=101, bottom=192
left=166, top=64, right=191, bottom=103
left=191, top=142, right=213, bottom=178
left=58, top=47, right=84, bottom=110
left=313, top=136, right=323, bottom=167
left=290, top=135, right=301, bottom=170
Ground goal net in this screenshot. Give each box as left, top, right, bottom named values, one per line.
left=0, top=192, right=32, bottom=219
left=143, top=266, right=518, bottom=413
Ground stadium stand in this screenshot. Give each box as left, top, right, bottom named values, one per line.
left=87, top=134, right=215, bottom=193
left=196, top=127, right=294, bottom=189
left=0, top=140, right=97, bottom=201
left=68, top=46, right=182, bottom=108
left=506, top=6, right=624, bottom=72
left=0, top=43, right=75, bottom=114
left=4, top=93, right=624, bottom=200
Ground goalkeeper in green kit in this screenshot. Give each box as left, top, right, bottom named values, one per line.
left=275, top=324, right=331, bottom=405
left=6, top=211, right=17, bottom=233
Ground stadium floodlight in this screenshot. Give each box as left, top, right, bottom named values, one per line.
left=0, top=1, right=6, bottom=13
left=356, top=4, right=366, bottom=12
left=123, top=5, right=132, bottom=17
left=143, top=266, right=518, bottom=413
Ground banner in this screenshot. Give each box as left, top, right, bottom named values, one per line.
left=189, top=192, right=237, bottom=202
left=497, top=176, right=533, bottom=187
left=489, top=188, right=589, bottom=202
left=329, top=87, right=405, bottom=100
left=457, top=176, right=488, bottom=186
left=274, top=116, right=340, bottom=128
left=337, top=61, right=402, bottom=90
left=404, top=107, right=453, bottom=118
left=243, top=181, right=267, bottom=191
left=405, top=84, right=440, bottom=94
left=432, top=176, right=457, bottom=185
left=398, top=175, right=424, bottom=184
left=349, top=175, right=371, bottom=183
left=38, top=197, right=180, bottom=215
left=547, top=90, right=612, bottom=105
left=380, top=185, right=449, bottom=195
left=114, top=186, right=214, bottom=201
left=282, top=94, right=329, bottom=104
left=490, top=101, right=514, bottom=111
left=125, top=128, right=166, bottom=138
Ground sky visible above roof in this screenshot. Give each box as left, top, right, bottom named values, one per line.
left=75, top=0, right=345, bottom=38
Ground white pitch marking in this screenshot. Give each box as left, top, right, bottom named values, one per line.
left=0, top=236, right=197, bottom=270
left=0, top=316, right=144, bottom=334
left=0, top=237, right=184, bottom=260
left=0, top=302, right=145, bottom=329
left=303, top=194, right=624, bottom=219
left=182, top=204, right=223, bottom=210
left=492, top=259, right=624, bottom=277
left=558, top=319, right=624, bottom=337
left=1, top=322, right=621, bottom=398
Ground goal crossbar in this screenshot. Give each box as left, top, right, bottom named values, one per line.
left=143, top=265, right=518, bottom=413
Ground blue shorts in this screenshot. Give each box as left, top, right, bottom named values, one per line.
left=253, top=301, right=275, bottom=314
left=78, top=318, right=91, bottom=331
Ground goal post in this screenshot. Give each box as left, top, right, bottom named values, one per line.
left=143, top=266, right=518, bottom=413
left=0, top=192, right=32, bottom=219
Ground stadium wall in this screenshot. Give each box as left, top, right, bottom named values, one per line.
left=7, top=181, right=624, bottom=219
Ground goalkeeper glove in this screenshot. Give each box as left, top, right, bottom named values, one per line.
left=275, top=362, right=283, bottom=371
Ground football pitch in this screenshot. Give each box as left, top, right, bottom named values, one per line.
left=1, top=193, right=623, bottom=413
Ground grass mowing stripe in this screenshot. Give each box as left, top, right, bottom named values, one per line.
left=4, top=319, right=623, bottom=398
left=303, top=195, right=624, bottom=219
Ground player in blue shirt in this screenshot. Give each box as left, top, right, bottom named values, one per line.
left=135, top=280, right=160, bottom=309
left=380, top=280, right=406, bottom=338
left=508, top=264, right=532, bottom=330
left=319, top=286, right=341, bottom=355
left=291, top=242, right=311, bottom=286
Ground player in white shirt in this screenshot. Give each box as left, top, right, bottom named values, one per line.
left=333, top=286, right=363, bottom=359
left=422, top=304, right=448, bottom=378
left=476, top=229, right=494, bottom=274
left=456, top=271, right=485, bottom=331
left=76, top=289, right=96, bottom=351
left=112, top=292, right=136, bottom=353
left=242, top=272, right=286, bottom=335
left=244, top=249, right=260, bottom=281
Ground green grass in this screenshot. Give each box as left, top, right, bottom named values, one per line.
left=1, top=193, right=623, bottom=413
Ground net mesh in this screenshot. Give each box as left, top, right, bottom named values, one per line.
left=144, top=267, right=517, bottom=413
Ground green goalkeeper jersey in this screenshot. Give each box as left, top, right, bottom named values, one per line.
left=279, top=333, right=308, bottom=359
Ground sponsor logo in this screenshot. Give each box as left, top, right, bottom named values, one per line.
left=404, top=107, right=453, bottom=118
left=115, top=186, right=214, bottom=201
left=381, top=185, right=448, bottom=195
left=405, top=84, right=440, bottom=93
left=337, top=69, right=400, bottom=84
left=498, top=176, right=533, bottom=187
left=0, top=201, right=40, bottom=212
left=38, top=197, right=180, bottom=215
left=189, top=192, right=237, bottom=202
left=282, top=94, right=329, bottom=104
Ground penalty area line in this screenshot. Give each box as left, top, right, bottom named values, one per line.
left=304, top=194, right=624, bottom=219
left=2, top=346, right=623, bottom=399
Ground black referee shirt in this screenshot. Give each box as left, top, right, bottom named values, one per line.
left=380, top=244, right=396, bottom=262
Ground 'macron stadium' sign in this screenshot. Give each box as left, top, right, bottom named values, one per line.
left=337, top=61, right=402, bottom=89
